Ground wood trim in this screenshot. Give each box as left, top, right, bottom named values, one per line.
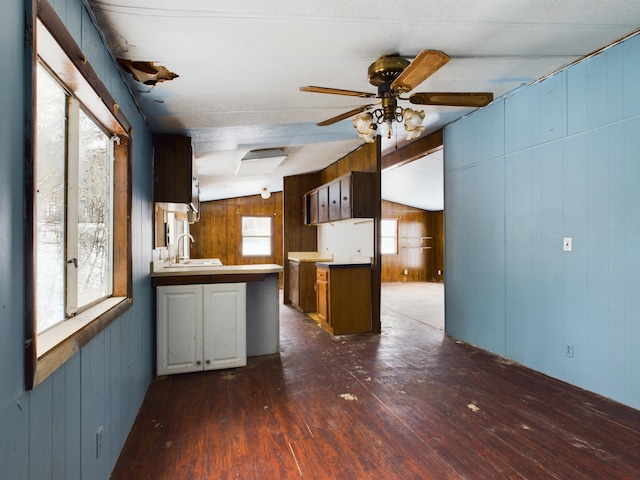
left=24, top=0, right=37, bottom=391
left=113, top=136, right=133, bottom=298
left=372, top=137, right=382, bottom=334
left=381, top=129, right=443, bottom=171
left=34, top=298, right=132, bottom=386
left=36, top=0, right=131, bottom=134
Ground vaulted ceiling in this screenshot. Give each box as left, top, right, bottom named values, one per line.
left=88, top=0, right=640, bottom=209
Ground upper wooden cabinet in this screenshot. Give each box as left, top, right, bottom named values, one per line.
left=154, top=134, right=199, bottom=212
left=304, top=171, right=375, bottom=225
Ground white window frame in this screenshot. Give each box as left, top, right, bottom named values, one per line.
left=241, top=216, right=273, bottom=256
left=381, top=218, right=398, bottom=255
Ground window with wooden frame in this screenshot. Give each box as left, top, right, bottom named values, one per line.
left=25, top=2, right=132, bottom=389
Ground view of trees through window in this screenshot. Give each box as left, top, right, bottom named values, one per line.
left=36, top=63, right=113, bottom=333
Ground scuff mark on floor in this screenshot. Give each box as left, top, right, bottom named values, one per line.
left=339, top=393, right=358, bottom=401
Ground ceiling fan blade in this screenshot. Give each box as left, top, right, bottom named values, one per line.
left=409, top=92, right=494, bottom=107
left=300, top=86, right=375, bottom=98
left=316, top=104, right=377, bottom=126
left=390, top=50, right=450, bottom=94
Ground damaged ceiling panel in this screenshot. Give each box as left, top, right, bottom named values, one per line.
left=117, top=59, right=178, bottom=86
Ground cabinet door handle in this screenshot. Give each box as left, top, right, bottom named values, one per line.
left=205, top=359, right=211, bottom=365
left=343, top=196, right=348, bottom=201
left=196, top=360, right=201, bottom=365
left=332, top=200, right=337, bottom=204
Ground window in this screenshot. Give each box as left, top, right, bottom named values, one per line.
left=25, top=6, right=132, bottom=389
left=242, top=216, right=272, bottom=256
left=36, top=64, right=114, bottom=332
left=381, top=219, right=398, bottom=254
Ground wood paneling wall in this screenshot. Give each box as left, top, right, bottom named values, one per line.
left=283, top=140, right=382, bottom=333
left=282, top=173, right=321, bottom=299
left=190, top=193, right=284, bottom=281
left=381, top=201, right=444, bottom=283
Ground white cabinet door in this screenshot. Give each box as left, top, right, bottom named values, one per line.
left=157, top=285, right=203, bottom=375
left=202, top=283, right=247, bottom=370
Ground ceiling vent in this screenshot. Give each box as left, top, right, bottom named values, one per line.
left=235, top=148, right=287, bottom=177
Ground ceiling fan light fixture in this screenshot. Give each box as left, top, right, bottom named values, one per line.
left=404, top=107, right=425, bottom=140
left=352, top=112, right=377, bottom=143
left=301, top=49, right=490, bottom=144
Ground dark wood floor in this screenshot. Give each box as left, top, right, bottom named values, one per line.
left=112, top=284, right=640, bottom=479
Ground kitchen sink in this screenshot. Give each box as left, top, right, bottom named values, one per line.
left=167, top=258, right=223, bottom=267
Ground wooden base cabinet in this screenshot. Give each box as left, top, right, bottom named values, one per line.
left=157, top=283, right=246, bottom=375
left=288, top=260, right=318, bottom=313
left=316, top=264, right=372, bottom=335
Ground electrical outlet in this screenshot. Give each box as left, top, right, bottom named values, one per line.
left=96, top=425, right=104, bottom=459
left=565, top=344, right=574, bottom=358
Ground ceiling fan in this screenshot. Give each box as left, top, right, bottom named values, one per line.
left=300, top=50, right=493, bottom=143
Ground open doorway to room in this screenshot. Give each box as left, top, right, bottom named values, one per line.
left=380, top=148, right=444, bottom=331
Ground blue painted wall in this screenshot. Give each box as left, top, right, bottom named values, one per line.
left=445, top=33, right=640, bottom=410
left=0, top=1, right=154, bottom=478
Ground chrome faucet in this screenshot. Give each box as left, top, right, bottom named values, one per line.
left=176, top=233, right=194, bottom=263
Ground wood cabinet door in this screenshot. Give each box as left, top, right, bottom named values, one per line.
left=308, top=191, right=319, bottom=225
left=202, top=283, right=247, bottom=370
left=316, top=268, right=329, bottom=323
left=340, top=175, right=352, bottom=219
left=329, top=180, right=341, bottom=221
left=157, top=285, right=203, bottom=375
left=318, top=186, right=329, bottom=223
left=153, top=134, right=193, bottom=204
left=289, top=261, right=300, bottom=306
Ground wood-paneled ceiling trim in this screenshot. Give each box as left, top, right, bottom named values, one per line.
left=381, top=129, right=443, bottom=172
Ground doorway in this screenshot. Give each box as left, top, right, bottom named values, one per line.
left=380, top=149, right=445, bottom=331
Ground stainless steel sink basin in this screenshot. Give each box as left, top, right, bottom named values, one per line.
left=166, top=258, right=223, bottom=267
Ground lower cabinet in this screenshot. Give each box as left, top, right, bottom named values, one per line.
left=156, top=283, right=247, bottom=375
left=288, top=260, right=318, bottom=313
left=316, top=264, right=372, bottom=335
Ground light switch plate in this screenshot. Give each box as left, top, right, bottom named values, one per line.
left=563, top=237, right=572, bottom=251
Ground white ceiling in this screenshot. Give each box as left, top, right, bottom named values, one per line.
left=87, top=0, right=640, bottom=210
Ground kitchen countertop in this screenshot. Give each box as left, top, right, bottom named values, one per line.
left=151, top=260, right=283, bottom=278
left=287, top=252, right=334, bottom=263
